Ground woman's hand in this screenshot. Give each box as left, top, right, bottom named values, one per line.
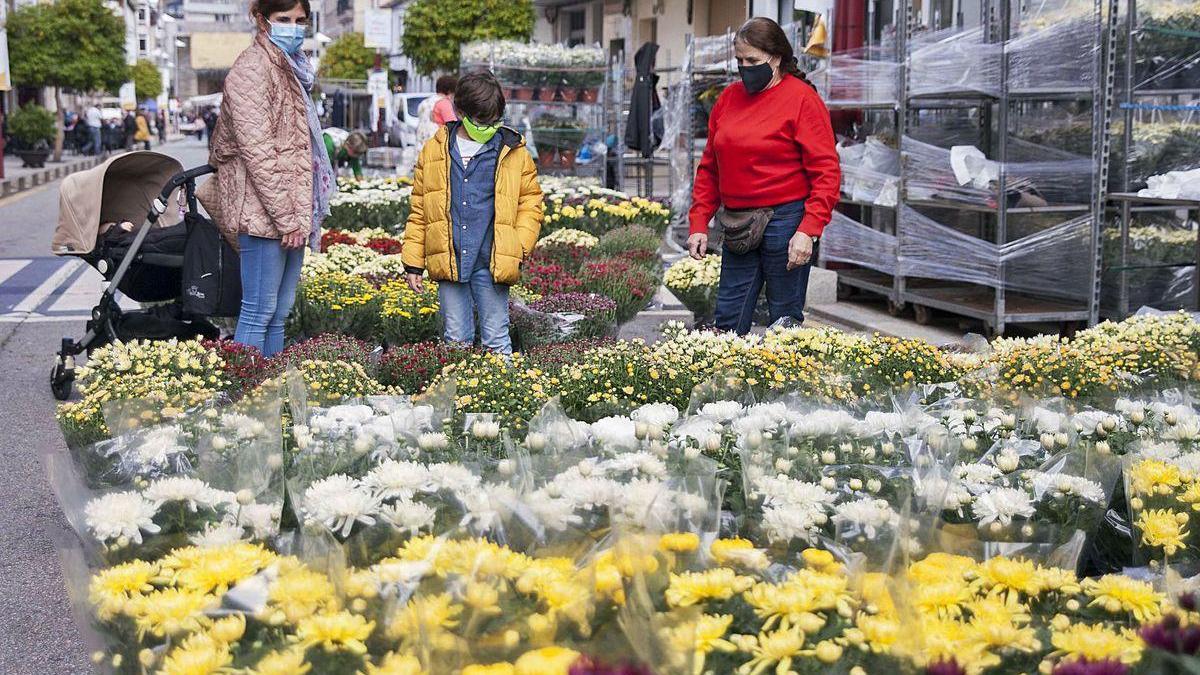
left=280, top=230, right=307, bottom=249
left=787, top=232, right=814, bottom=270
left=688, top=233, right=709, bottom=260
left=406, top=273, right=425, bottom=294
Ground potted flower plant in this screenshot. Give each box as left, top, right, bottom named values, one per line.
left=8, top=103, right=56, bottom=168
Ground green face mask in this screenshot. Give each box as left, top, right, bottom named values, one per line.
left=461, top=115, right=501, bottom=143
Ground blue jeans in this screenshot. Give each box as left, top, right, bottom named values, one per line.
left=234, top=234, right=304, bottom=357
left=438, top=266, right=512, bottom=354
left=714, top=199, right=812, bottom=335
left=86, top=127, right=102, bottom=155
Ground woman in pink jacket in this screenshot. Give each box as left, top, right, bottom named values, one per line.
left=197, top=0, right=334, bottom=356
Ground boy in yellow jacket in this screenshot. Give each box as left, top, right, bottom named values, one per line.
left=402, top=72, right=543, bottom=354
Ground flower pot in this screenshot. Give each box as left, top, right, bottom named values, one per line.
left=16, top=148, right=50, bottom=168
left=558, top=86, right=579, bottom=103
left=559, top=149, right=576, bottom=169
left=512, top=86, right=536, bottom=101
left=579, top=87, right=600, bottom=103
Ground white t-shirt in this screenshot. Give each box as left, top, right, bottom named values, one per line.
left=455, top=135, right=485, bottom=167
left=85, top=106, right=102, bottom=128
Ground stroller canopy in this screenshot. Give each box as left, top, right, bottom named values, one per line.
left=53, top=151, right=185, bottom=256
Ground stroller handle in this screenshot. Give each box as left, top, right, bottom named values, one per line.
left=159, top=164, right=216, bottom=201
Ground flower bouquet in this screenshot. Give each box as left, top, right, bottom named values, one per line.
left=664, top=255, right=721, bottom=324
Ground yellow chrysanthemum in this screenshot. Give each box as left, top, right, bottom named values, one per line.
left=659, top=532, right=701, bottom=553
left=1129, top=458, right=1184, bottom=496
left=743, top=569, right=850, bottom=631
left=915, top=577, right=976, bottom=619
left=1084, top=575, right=1166, bottom=622
left=733, top=626, right=805, bottom=675
left=249, top=648, right=312, bottom=675
left=513, top=646, right=581, bottom=675
left=1137, top=508, right=1190, bottom=556
left=158, top=542, right=277, bottom=594
left=907, top=552, right=977, bottom=585
left=709, top=538, right=770, bottom=571
left=666, top=568, right=755, bottom=607
left=364, top=651, right=427, bottom=675
left=88, top=559, right=157, bottom=619
left=973, top=557, right=1044, bottom=600
left=157, top=633, right=231, bottom=675
left=295, top=610, right=375, bottom=654
left=1051, top=622, right=1143, bottom=664
left=387, top=593, right=463, bottom=642
left=463, top=664, right=516, bottom=675
left=267, top=563, right=339, bottom=623
left=126, top=587, right=217, bottom=638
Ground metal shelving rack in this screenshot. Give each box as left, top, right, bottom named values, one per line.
left=885, top=0, right=1120, bottom=335
left=461, top=47, right=624, bottom=184
left=1101, top=0, right=1200, bottom=317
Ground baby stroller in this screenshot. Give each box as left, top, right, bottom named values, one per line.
left=49, top=152, right=240, bottom=400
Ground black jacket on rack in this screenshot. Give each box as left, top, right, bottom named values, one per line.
left=625, top=42, right=661, bottom=158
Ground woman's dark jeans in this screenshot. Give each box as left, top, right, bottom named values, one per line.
left=714, top=199, right=811, bottom=335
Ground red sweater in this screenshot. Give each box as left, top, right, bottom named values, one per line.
left=689, top=75, right=841, bottom=238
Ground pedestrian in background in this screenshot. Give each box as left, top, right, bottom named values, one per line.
left=122, top=110, right=137, bottom=150
left=687, top=17, right=840, bottom=335
left=415, top=75, right=457, bottom=148
left=402, top=72, right=543, bottom=354
left=84, top=104, right=103, bottom=156
left=157, top=111, right=168, bottom=144
left=197, top=0, right=334, bottom=358
left=203, top=107, right=217, bottom=148
left=134, top=109, right=152, bottom=150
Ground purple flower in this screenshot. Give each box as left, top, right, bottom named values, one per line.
left=530, top=292, right=617, bottom=315
left=1051, top=659, right=1129, bottom=675
left=1141, top=612, right=1200, bottom=655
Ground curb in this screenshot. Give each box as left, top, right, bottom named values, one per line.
left=806, top=304, right=886, bottom=335
left=0, top=154, right=107, bottom=199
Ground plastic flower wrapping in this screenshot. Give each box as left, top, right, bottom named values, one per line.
left=47, top=311, right=1200, bottom=672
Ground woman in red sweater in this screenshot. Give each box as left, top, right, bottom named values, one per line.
left=687, top=17, right=840, bottom=335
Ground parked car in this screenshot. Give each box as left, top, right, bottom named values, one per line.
left=387, top=92, right=431, bottom=148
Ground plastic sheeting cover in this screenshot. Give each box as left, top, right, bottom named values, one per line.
left=898, top=205, right=1093, bottom=300
left=819, top=211, right=899, bottom=275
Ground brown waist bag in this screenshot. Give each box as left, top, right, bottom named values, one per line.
left=716, top=206, right=774, bottom=254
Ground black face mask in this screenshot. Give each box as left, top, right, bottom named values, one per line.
left=738, top=61, right=775, bottom=94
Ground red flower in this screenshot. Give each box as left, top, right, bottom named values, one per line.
left=320, top=230, right=356, bottom=252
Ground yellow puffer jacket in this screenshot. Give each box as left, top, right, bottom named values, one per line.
left=402, top=124, right=543, bottom=285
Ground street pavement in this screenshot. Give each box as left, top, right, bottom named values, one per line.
left=0, top=138, right=212, bottom=674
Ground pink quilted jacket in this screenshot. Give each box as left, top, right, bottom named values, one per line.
left=197, top=32, right=313, bottom=245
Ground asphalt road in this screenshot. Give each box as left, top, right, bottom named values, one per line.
left=0, top=139, right=212, bottom=674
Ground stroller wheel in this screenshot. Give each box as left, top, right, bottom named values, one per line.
left=50, top=361, right=74, bottom=401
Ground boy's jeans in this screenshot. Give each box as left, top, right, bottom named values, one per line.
left=439, top=266, right=512, bottom=354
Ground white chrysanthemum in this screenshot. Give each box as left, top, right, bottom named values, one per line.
left=954, top=462, right=1003, bottom=493
left=1026, top=472, right=1105, bottom=504
left=753, top=475, right=837, bottom=511
left=302, top=475, right=381, bottom=538
left=190, top=522, right=246, bottom=548
left=219, top=412, right=264, bottom=440
left=311, top=404, right=376, bottom=435
left=234, top=502, right=280, bottom=539
left=460, top=483, right=517, bottom=532
left=791, top=409, right=859, bottom=437
left=697, top=400, right=743, bottom=423
left=525, top=493, right=585, bottom=532
left=591, top=416, right=638, bottom=448
left=143, top=477, right=233, bottom=512
left=630, top=403, right=680, bottom=428
left=1072, top=411, right=1111, bottom=437
left=85, top=492, right=161, bottom=545
left=389, top=405, right=437, bottom=437
left=425, top=463, right=481, bottom=494
left=732, top=404, right=788, bottom=437
left=363, top=459, right=432, bottom=499
left=614, top=479, right=674, bottom=524
left=1165, top=417, right=1200, bottom=443
left=132, top=425, right=190, bottom=465
left=761, top=505, right=819, bottom=543
left=1171, top=452, right=1200, bottom=476
left=369, top=559, right=430, bottom=597
left=833, top=498, right=899, bottom=539
left=914, top=474, right=973, bottom=513
left=971, top=487, right=1035, bottom=527
left=671, top=417, right=722, bottom=443
left=1138, top=441, right=1182, bottom=461
left=598, top=452, right=666, bottom=478
left=860, top=410, right=934, bottom=437
left=1115, top=399, right=1147, bottom=416
left=546, top=474, right=617, bottom=510
left=1031, top=407, right=1067, bottom=434
left=378, top=499, right=436, bottom=534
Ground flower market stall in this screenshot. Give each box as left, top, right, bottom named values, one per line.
left=46, top=303, right=1200, bottom=673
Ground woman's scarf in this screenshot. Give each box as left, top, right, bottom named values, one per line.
left=284, top=48, right=335, bottom=249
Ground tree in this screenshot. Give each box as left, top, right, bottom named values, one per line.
left=401, top=0, right=534, bottom=76
left=7, top=0, right=128, bottom=161
left=318, top=32, right=377, bottom=82
left=132, top=59, right=163, bottom=102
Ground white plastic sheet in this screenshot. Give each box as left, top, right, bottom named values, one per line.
left=819, top=211, right=898, bottom=275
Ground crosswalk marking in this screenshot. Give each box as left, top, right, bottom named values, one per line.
left=0, top=259, right=30, bottom=288
left=0, top=257, right=139, bottom=320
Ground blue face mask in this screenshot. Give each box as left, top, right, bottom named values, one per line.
left=268, top=22, right=305, bottom=54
